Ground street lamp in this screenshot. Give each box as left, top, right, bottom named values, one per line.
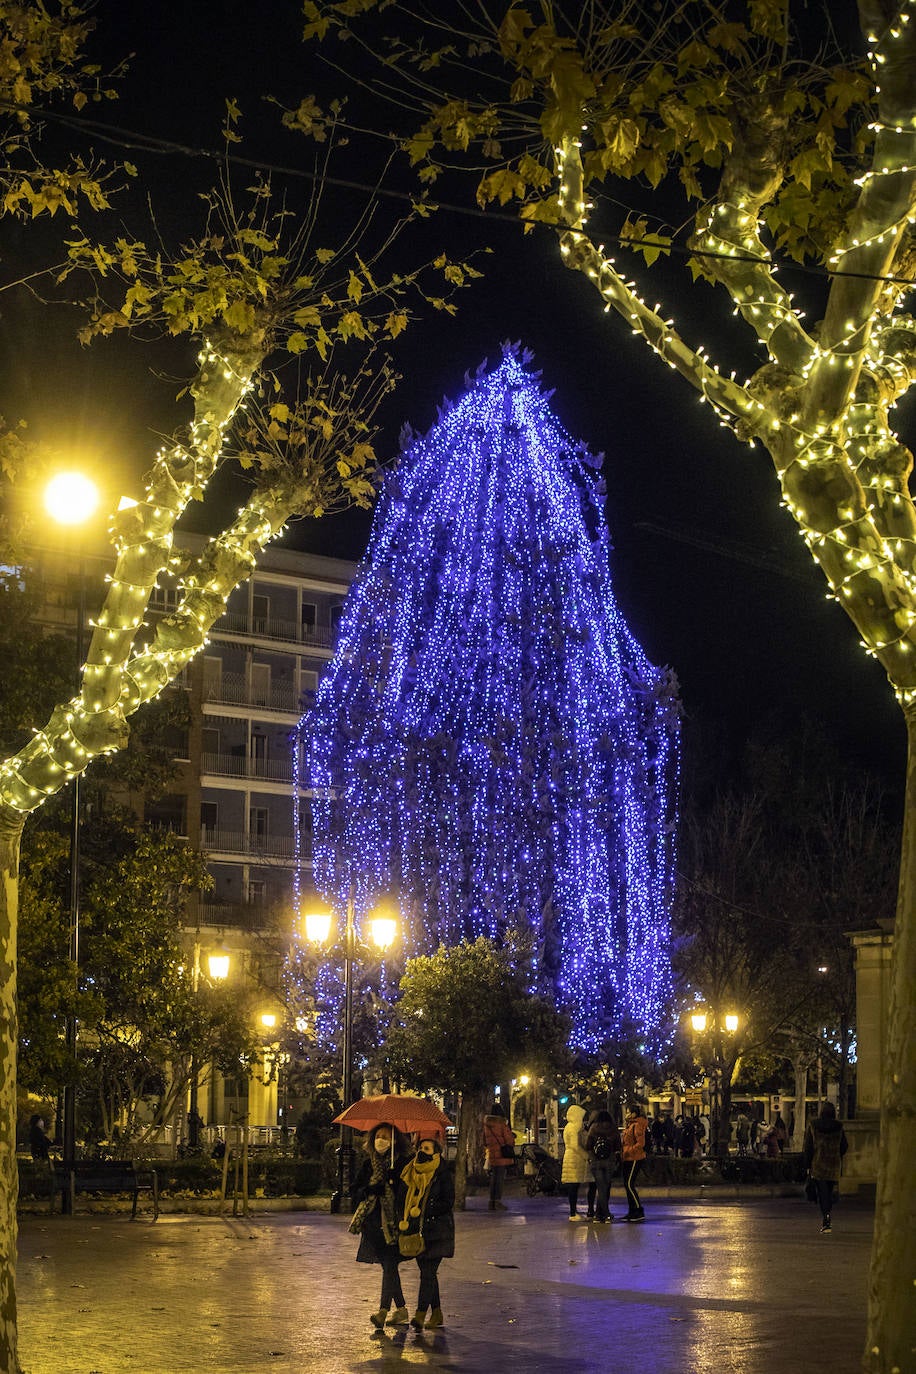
left=301, top=891, right=399, bottom=1213
left=189, top=941, right=230, bottom=1150
left=43, top=471, right=100, bottom=1207
left=686, top=1008, right=741, bottom=1157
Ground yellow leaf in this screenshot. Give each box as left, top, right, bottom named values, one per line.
left=385, top=311, right=408, bottom=338
left=315, top=248, right=335, bottom=263
left=347, top=270, right=363, bottom=303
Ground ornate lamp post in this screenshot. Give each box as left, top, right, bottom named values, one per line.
left=43, top=472, right=99, bottom=1206
left=302, top=893, right=398, bottom=1212
left=687, top=1008, right=741, bottom=1157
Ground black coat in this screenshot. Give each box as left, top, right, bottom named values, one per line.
left=352, top=1150, right=412, bottom=1266
left=402, top=1160, right=455, bottom=1261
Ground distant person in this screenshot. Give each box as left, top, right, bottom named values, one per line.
left=621, top=1103, right=648, bottom=1222
left=560, top=1103, right=589, bottom=1221
left=352, top=1123, right=413, bottom=1328
left=397, top=1135, right=454, bottom=1330
left=482, top=1103, right=515, bottom=1211
left=586, top=1110, right=621, bottom=1224
left=678, top=1114, right=696, bottom=1159
left=28, top=1114, right=52, bottom=1163
left=773, top=1113, right=789, bottom=1152
left=649, top=1114, right=667, bottom=1155
left=804, top=1102, right=848, bottom=1234
left=735, top=1113, right=751, bottom=1156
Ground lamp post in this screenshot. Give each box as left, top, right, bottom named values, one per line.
left=302, top=892, right=398, bottom=1213
left=687, top=1008, right=740, bottom=1157
left=188, top=942, right=231, bottom=1151
left=44, top=472, right=99, bottom=1207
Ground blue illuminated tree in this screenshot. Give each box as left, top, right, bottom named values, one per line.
left=299, top=347, right=680, bottom=1052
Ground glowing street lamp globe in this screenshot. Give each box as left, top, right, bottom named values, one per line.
left=724, top=1013, right=740, bottom=1033
left=690, top=1012, right=708, bottom=1034
left=43, top=472, right=100, bottom=526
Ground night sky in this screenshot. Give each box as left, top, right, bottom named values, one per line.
left=0, top=0, right=907, bottom=798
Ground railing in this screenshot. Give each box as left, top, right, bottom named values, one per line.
left=214, top=611, right=335, bottom=648
left=201, top=829, right=299, bottom=859
left=199, top=901, right=280, bottom=932
left=201, top=752, right=294, bottom=784
left=203, top=671, right=301, bottom=713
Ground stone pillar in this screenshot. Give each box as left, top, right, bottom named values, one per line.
left=844, top=924, right=894, bottom=1188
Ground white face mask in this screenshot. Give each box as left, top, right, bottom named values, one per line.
left=374, top=1133, right=391, bottom=1154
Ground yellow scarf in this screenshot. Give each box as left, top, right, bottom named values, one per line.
left=398, top=1152, right=439, bottom=1240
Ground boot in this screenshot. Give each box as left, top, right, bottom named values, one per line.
left=369, top=1310, right=387, bottom=1329
left=387, top=1306, right=409, bottom=1325
left=411, top=1309, right=426, bottom=1330
left=426, top=1308, right=444, bottom=1328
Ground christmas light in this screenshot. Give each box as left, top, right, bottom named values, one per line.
left=297, top=349, right=680, bottom=1052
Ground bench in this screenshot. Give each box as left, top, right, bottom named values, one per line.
left=50, top=1161, right=159, bottom=1220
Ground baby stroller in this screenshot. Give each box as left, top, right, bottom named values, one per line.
left=520, top=1141, right=562, bottom=1196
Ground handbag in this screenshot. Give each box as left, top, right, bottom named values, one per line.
left=804, top=1176, right=818, bottom=1203
left=500, top=1142, right=516, bottom=1160
left=348, top=1196, right=377, bottom=1235
left=398, top=1231, right=425, bottom=1257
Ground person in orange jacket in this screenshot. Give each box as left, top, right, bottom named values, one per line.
left=621, top=1103, right=648, bottom=1221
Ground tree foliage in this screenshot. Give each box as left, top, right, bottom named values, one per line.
left=386, top=937, right=570, bottom=1204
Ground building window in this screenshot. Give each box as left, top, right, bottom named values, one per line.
left=301, top=601, right=317, bottom=637
left=330, top=603, right=344, bottom=630
left=252, top=593, right=269, bottom=631
left=201, top=801, right=219, bottom=836
left=250, top=806, right=269, bottom=839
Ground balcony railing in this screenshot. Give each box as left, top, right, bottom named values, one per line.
left=198, top=901, right=281, bottom=932
left=203, top=671, right=301, bottom=713
left=214, top=611, right=335, bottom=648
left=201, top=752, right=294, bottom=784
left=201, top=828, right=300, bottom=859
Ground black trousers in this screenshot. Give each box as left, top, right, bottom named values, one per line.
left=416, top=1256, right=441, bottom=1310
left=380, top=1247, right=405, bottom=1310
left=622, top=1160, right=643, bottom=1216
left=815, top=1178, right=836, bottom=1222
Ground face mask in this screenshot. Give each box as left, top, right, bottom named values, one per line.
left=417, top=1140, right=436, bottom=1159
left=374, top=1133, right=391, bottom=1154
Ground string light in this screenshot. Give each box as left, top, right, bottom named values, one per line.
left=297, top=348, right=680, bottom=1052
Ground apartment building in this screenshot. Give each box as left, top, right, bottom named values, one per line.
left=149, top=534, right=357, bottom=1134
left=25, top=530, right=357, bottom=1139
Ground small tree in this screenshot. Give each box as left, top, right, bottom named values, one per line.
left=385, top=937, right=570, bottom=1206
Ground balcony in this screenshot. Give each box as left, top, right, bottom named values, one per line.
left=214, top=611, right=335, bottom=648
left=201, top=828, right=302, bottom=859
left=201, top=752, right=294, bottom=784
left=198, top=901, right=283, bottom=933
left=203, top=672, right=301, bottom=714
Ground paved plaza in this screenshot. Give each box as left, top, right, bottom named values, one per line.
left=17, top=1193, right=873, bottom=1374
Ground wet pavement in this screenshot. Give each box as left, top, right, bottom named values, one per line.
left=17, top=1193, right=872, bottom=1374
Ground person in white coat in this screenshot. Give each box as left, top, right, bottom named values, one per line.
left=560, top=1103, right=590, bottom=1221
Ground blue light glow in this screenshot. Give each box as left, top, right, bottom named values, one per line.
left=295, top=348, right=680, bottom=1051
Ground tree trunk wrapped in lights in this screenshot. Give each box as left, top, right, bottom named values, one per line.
left=300, top=348, right=680, bottom=1054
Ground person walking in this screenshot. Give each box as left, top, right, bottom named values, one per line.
left=560, top=1103, right=590, bottom=1221
left=586, top=1109, right=621, bottom=1224
left=735, top=1113, right=751, bottom=1156
left=352, top=1123, right=413, bottom=1329
left=28, top=1114, right=52, bottom=1163
left=397, top=1135, right=454, bottom=1330
left=621, top=1103, right=648, bottom=1221
left=804, top=1102, right=848, bottom=1233
left=774, top=1112, right=789, bottom=1152
left=482, top=1104, right=515, bottom=1211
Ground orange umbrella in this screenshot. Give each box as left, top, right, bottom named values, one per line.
left=334, top=1093, right=451, bottom=1138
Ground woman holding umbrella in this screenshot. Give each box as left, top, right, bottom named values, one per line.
left=352, top=1123, right=413, bottom=1328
